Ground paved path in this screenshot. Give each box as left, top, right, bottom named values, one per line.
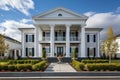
left=45, top=63, right=76, bottom=72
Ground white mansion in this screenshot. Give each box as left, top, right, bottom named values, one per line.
left=19, top=7, right=102, bottom=59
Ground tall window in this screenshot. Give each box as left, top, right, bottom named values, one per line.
left=26, top=34, right=34, bottom=42
left=87, top=34, right=96, bottom=43
left=26, top=48, right=34, bottom=57
left=87, top=47, right=96, bottom=58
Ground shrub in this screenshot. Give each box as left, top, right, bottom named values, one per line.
left=73, top=48, right=77, bottom=60
left=32, top=61, right=48, bottom=71
left=72, top=60, right=85, bottom=71
left=16, top=64, right=32, bottom=71
left=42, top=50, right=46, bottom=60
left=81, top=59, right=109, bottom=64
left=8, top=65, right=15, bottom=71
left=87, top=63, right=120, bottom=71
left=9, top=60, right=40, bottom=64
left=0, top=65, right=8, bottom=71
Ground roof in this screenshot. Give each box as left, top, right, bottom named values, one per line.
left=85, top=27, right=103, bottom=31
left=3, top=35, right=21, bottom=44
left=116, top=34, right=120, bottom=37
left=18, top=27, right=35, bottom=31
left=32, top=7, right=88, bottom=20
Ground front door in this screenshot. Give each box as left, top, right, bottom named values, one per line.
left=57, top=47, right=63, bottom=56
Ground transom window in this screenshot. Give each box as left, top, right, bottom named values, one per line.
left=58, top=13, right=62, bottom=16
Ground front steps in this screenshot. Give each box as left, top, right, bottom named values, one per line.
left=47, top=57, right=72, bottom=63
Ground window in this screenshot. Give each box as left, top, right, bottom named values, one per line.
left=26, top=34, right=34, bottom=42
left=87, top=34, right=96, bottom=43
left=26, top=48, right=34, bottom=57
left=58, top=13, right=62, bottom=16
left=87, top=47, right=96, bottom=58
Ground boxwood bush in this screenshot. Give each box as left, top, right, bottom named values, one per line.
left=87, top=63, right=120, bottom=71
left=16, top=64, right=32, bottom=71
left=81, top=59, right=109, bottom=64
left=32, top=61, right=48, bottom=71
left=9, top=60, right=40, bottom=64
left=72, top=60, right=85, bottom=71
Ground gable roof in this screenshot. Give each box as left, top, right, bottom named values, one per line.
left=4, top=35, right=21, bottom=44
left=32, top=7, right=88, bottom=20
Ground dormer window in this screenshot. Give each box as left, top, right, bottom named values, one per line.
left=58, top=13, right=62, bottom=16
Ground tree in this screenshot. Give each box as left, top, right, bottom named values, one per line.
left=42, top=50, right=46, bottom=60
left=73, top=48, right=77, bottom=60
left=0, top=34, right=9, bottom=59
left=101, top=27, right=119, bottom=63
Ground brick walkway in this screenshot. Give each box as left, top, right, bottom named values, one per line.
left=45, top=63, right=76, bottom=72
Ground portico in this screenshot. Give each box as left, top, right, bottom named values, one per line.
left=19, top=7, right=102, bottom=59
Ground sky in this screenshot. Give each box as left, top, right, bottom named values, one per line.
left=0, top=0, right=120, bottom=41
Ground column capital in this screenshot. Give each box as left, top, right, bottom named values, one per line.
left=49, top=24, right=55, bottom=27
left=65, top=24, right=71, bottom=27
left=81, top=24, right=86, bottom=27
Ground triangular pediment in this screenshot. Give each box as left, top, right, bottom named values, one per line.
left=33, top=7, right=88, bottom=19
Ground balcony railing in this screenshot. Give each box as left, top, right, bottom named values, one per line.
left=43, top=37, right=50, bottom=41
left=42, top=36, right=80, bottom=41
left=70, top=37, right=80, bottom=41
left=55, top=37, right=66, bottom=41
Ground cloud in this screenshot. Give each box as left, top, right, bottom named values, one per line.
left=116, top=7, right=120, bottom=13
left=0, top=0, right=34, bottom=16
left=84, top=12, right=120, bottom=40
left=20, top=19, right=32, bottom=23
left=0, top=19, right=34, bottom=41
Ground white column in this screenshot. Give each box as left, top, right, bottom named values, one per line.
left=66, top=25, right=70, bottom=57
left=81, top=25, right=86, bottom=57
left=14, top=50, right=17, bottom=59
left=35, top=26, right=39, bottom=57
left=22, top=32, right=25, bottom=57
left=50, top=24, right=55, bottom=57
left=97, top=32, right=100, bottom=57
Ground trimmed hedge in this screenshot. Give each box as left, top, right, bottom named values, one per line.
left=81, top=59, right=109, bottom=64
left=87, top=63, right=120, bottom=71
left=9, top=60, right=40, bottom=64
left=32, top=61, right=48, bottom=71
left=0, top=61, right=48, bottom=71
left=72, top=60, right=85, bottom=71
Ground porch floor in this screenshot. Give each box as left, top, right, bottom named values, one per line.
left=45, top=63, right=76, bottom=72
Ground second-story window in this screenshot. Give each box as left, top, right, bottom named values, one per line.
left=26, top=34, right=34, bottom=42
left=87, top=34, right=96, bottom=43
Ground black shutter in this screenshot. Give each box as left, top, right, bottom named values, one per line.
left=87, top=48, right=89, bottom=58
left=32, top=35, right=34, bottom=42
left=26, top=48, right=28, bottom=56
left=94, top=48, right=96, bottom=57
left=70, top=47, right=71, bottom=53
left=87, top=35, right=89, bottom=42
left=94, top=35, right=96, bottom=42
left=26, top=35, right=28, bottom=42
left=32, top=48, right=34, bottom=56
left=63, top=32, right=65, bottom=40
left=76, top=32, right=78, bottom=37
left=43, top=32, right=45, bottom=37
left=76, top=48, right=78, bottom=53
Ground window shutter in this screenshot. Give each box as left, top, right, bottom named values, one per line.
left=26, top=48, right=28, bottom=56
left=70, top=47, right=71, bottom=53
left=55, top=32, right=57, bottom=37
left=87, top=35, right=89, bottom=42
left=43, top=32, right=45, bottom=37
left=76, top=32, right=78, bottom=37
left=94, top=35, right=96, bottom=42
left=94, top=48, right=96, bottom=57
left=32, top=48, right=34, bottom=56
left=32, top=35, right=34, bottom=42
left=76, top=48, right=78, bottom=53
left=26, top=34, right=28, bottom=42
left=87, top=48, right=89, bottom=58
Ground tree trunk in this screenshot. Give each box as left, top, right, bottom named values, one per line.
left=109, top=53, right=111, bottom=64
